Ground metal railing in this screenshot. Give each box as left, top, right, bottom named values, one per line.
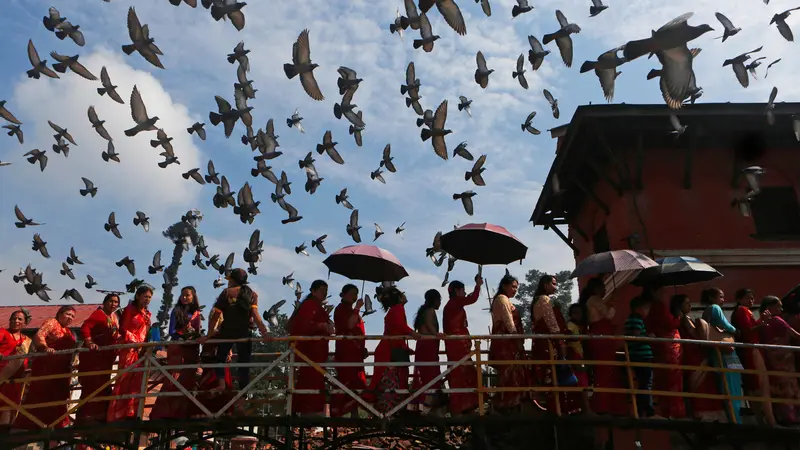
left=1, top=333, right=799, bottom=429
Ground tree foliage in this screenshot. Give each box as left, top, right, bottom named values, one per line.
left=515, top=269, right=574, bottom=332
left=249, top=312, right=290, bottom=416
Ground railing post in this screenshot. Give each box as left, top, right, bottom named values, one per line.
left=622, top=341, right=639, bottom=419
left=475, top=339, right=485, bottom=416
left=715, top=346, right=737, bottom=424
left=547, top=340, right=562, bottom=417
left=286, top=342, right=296, bottom=416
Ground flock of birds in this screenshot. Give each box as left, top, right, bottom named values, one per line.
left=0, top=0, right=798, bottom=319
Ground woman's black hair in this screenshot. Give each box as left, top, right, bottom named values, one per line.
left=567, top=303, right=586, bottom=327
left=759, top=295, right=781, bottom=314
left=133, top=285, right=154, bottom=308
left=640, top=285, right=662, bottom=302
left=700, top=287, right=722, bottom=305
left=414, top=289, right=441, bottom=331
left=447, top=280, right=465, bottom=298
left=102, top=293, right=120, bottom=307
left=495, top=274, right=518, bottom=300
left=735, top=288, right=754, bottom=301
left=376, top=285, right=403, bottom=312
left=577, top=277, right=604, bottom=307
left=310, top=279, right=328, bottom=293
left=340, top=283, right=358, bottom=297
left=670, top=294, right=689, bottom=317
left=533, top=274, right=555, bottom=300
left=174, top=286, right=201, bottom=331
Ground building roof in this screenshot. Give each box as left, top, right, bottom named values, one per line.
left=0, top=304, right=101, bottom=330
left=531, top=102, right=800, bottom=226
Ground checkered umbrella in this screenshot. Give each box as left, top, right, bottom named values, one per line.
left=631, top=256, right=722, bottom=287
left=569, top=249, right=658, bottom=279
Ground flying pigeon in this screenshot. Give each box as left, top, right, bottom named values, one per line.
left=764, top=58, right=781, bottom=78
left=4, top=124, right=23, bottom=144
left=669, top=114, right=687, bottom=138
left=453, top=142, right=474, bottom=160
left=421, top=100, right=451, bottom=160
left=24, top=149, right=48, bottom=171
left=474, top=51, right=494, bottom=89
left=522, top=112, right=540, bottom=135
left=105, top=212, right=123, bottom=239
left=26, top=40, right=59, bottom=80
left=262, top=300, right=286, bottom=328
left=14, top=205, right=44, bottom=228
left=209, top=0, right=246, bottom=31
left=723, top=46, right=763, bottom=88
left=396, top=222, right=406, bottom=237
left=465, top=155, right=487, bottom=186
left=337, top=66, right=363, bottom=95
left=55, top=21, right=85, bottom=47
left=335, top=188, right=354, bottom=210
left=374, top=223, right=384, bottom=241
left=123, top=7, right=165, bottom=69
left=133, top=211, right=150, bottom=232
left=227, top=41, right=250, bottom=72
left=771, top=7, right=800, bottom=42
left=98, top=67, right=125, bottom=104
left=295, top=242, right=309, bottom=257
left=287, top=109, right=305, bottom=133
left=79, top=177, right=98, bottom=197
left=766, top=86, right=778, bottom=126
left=371, top=168, right=386, bottom=184
left=347, top=209, right=362, bottom=243
left=457, top=96, right=472, bottom=117
left=60, top=262, right=75, bottom=280
left=282, top=272, right=295, bottom=289
left=101, top=142, right=120, bottom=163
left=542, top=10, right=581, bottom=67
left=124, top=86, right=159, bottom=136
left=66, top=247, right=83, bottom=265
left=182, top=168, right=206, bottom=185
left=622, top=13, right=713, bottom=62
left=116, top=257, right=136, bottom=277
left=453, top=191, right=477, bottom=216
left=580, top=47, right=625, bottom=102
left=316, top=130, right=345, bottom=165
left=543, top=89, right=560, bottom=119
left=413, top=12, right=439, bottom=53
left=61, top=288, right=84, bottom=304
left=527, top=35, right=550, bottom=71
left=148, top=250, right=164, bottom=274
left=87, top=106, right=113, bottom=141
left=512, top=54, right=529, bottom=89
left=85, top=274, right=97, bottom=289
left=714, top=12, right=741, bottom=42
left=50, top=52, right=97, bottom=80
left=589, top=0, right=608, bottom=17
left=311, top=235, right=328, bottom=254
left=512, top=0, right=533, bottom=18
left=43, top=7, right=67, bottom=32
left=380, top=144, right=396, bottom=173
left=284, top=29, right=324, bottom=101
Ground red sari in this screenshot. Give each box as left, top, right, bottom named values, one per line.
left=442, top=286, right=480, bottom=415
left=76, top=308, right=119, bottom=423
left=107, top=303, right=151, bottom=422
left=331, top=302, right=367, bottom=416
left=585, top=295, right=626, bottom=415
left=411, top=310, right=442, bottom=407
left=0, top=328, right=31, bottom=421
left=731, top=306, right=765, bottom=393
left=366, top=304, right=414, bottom=413
left=288, top=297, right=331, bottom=415
left=531, top=295, right=581, bottom=415
left=645, top=299, right=685, bottom=418
left=188, top=361, right=235, bottom=417
left=760, top=315, right=800, bottom=424
left=150, top=309, right=201, bottom=419
left=489, top=295, right=529, bottom=410
left=14, top=319, right=76, bottom=429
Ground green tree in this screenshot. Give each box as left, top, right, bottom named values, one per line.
left=249, top=313, right=290, bottom=416
left=515, top=269, right=574, bottom=332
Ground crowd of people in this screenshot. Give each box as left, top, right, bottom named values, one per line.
left=0, top=267, right=799, bottom=431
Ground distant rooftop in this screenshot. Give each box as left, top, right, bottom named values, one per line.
left=0, top=304, right=101, bottom=330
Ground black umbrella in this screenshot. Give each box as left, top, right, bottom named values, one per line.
left=440, top=223, right=527, bottom=265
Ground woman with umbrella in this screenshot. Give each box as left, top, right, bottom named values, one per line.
left=365, top=284, right=420, bottom=414
left=288, top=280, right=334, bottom=416
left=443, top=274, right=483, bottom=415
left=411, top=289, right=444, bottom=413
left=331, top=284, right=368, bottom=417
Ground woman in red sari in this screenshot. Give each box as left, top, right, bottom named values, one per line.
left=151, top=286, right=202, bottom=419
left=107, top=285, right=152, bottom=422
left=331, top=284, right=368, bottom=417
left=674, top=295, right=723, bottom=421
left=530, top=274, right=582, bottom=415
left=367, top=284, right=420, bottom=414
left=76, top=294, right=120, bottom=424
left=411, top=289, right=444, bottom=412
left=758, top=296, right=800, bottom=425
left=0, top=309, right=32, bottom=426
left=442, top=275, right=483, bottom=415
left=14, top=306, right=77, bottom=430
left=731, top=288, right=774, bottom=426
left=288, top=279, right=333, bottom=416
left=643, top=287, right=686, bottom=419
left=579, top=276, right=625, bottom=415
left=489, top=274, right=530, bottom=412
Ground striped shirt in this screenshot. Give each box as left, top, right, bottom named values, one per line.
left=623, top=313, right=653, bottom=361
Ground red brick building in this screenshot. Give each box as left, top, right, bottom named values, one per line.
left=532, top=103, right=800, bottom=326
left=0, top=303, right=101, bottom=335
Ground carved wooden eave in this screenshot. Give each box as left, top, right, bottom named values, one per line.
left=544, top=220, right=579, bottom=255
left=654, top=248, right=800, bottom=267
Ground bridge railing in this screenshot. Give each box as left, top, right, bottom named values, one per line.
left=1, top=334, right=798, bottom=428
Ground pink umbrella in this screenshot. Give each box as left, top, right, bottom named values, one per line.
left=440, top=223, right=527, bottom=265
left=569, top=249, right=658, bottom=279
left=323, top=244, right=409, bottom=283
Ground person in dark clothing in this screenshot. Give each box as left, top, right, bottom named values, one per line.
left=200, top=268, right=269, bottom=391
left=623, top=296, right=655, bottom=417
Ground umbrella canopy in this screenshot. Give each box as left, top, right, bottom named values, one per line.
left=323, top=244, right=408, bottom=283
left=570, top=249, right=657, bottom=279
left=439, top=223, right=527, bottom=265
left=631, top=256, right=723, bottom=287
left=782, top=284, right=800, bottom=305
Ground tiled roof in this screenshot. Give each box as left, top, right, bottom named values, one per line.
left=0, top=304, right=102, bottom=330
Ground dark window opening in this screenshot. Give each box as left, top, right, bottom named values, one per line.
left=751, top=186, right=800, bottom=238
left=593, top=224, right=610, bottom=253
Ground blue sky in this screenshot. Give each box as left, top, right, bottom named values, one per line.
left=0, top=0, right=794, bottom=337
